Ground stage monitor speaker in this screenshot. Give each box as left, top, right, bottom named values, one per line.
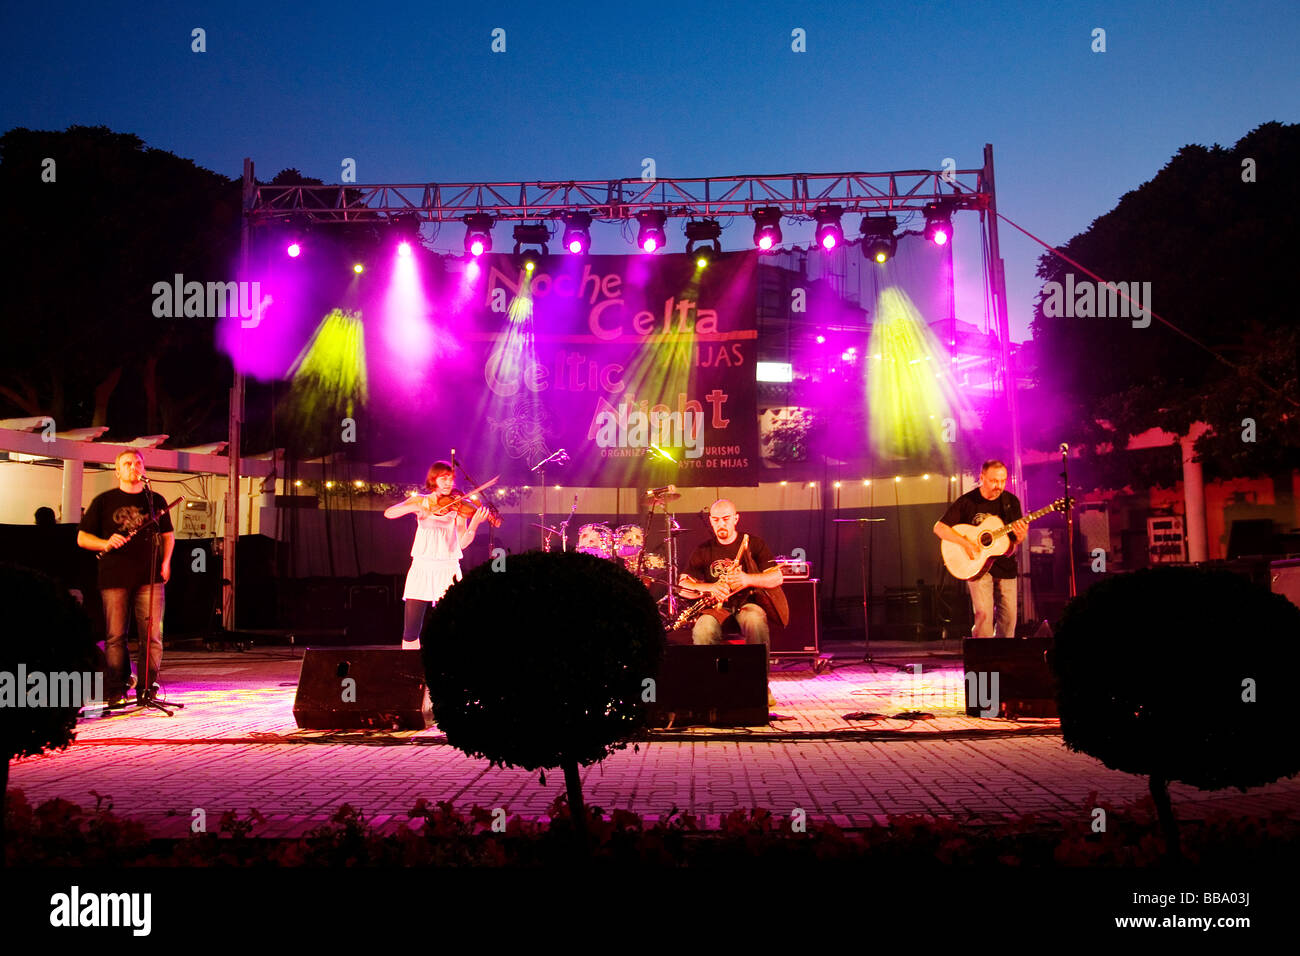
left=962, top=638, right=1057, bottom=718
left=771, top=578, right=819, bottom=656
left=1271, top=559, right=1300, bottom=610
left=648, top=644, right=767, bottom=727
left=293, top=648, right=432, bottom=730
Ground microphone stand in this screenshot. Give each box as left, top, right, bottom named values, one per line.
left=450, top=448, right=501, bottom=556
left=529, top=449, right=568, bottom=551
left=1061, top=444, right=1077, bottom=600
left=558, top=496, right=577, bottom=553
left=137, top=477, right=180, bottom=715
left=831, top=516, right=895, bottom=671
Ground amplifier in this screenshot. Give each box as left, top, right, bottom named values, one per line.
left=647, top=645, right=768, bottom=727
left=293, top=648, right=432, bottom=730
left=962, top=638, right=1057, bottom=718
left=772, top=578, right=819, bottom=657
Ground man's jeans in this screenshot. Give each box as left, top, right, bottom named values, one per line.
left=101, top=584, right=165, bottom=696
left=967, top=574, right=1017, bottom=638
left=692, top=603, right=770, bottom=671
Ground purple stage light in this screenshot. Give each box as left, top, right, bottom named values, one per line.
left=816, top=335, right=826, bottom=344
left=820, top=233, right=837, bottom=250
left=932, top=229, right=949, bottom=246
left=758, top=234, right=774, bottom=251
left=568, top=238, right=585, bottom=254
left=642, top=236, right=659, bottom=253
left=469, top=239, right=485, bottom=257
left=287, top=242, right=301, bottom=258
left=398, top=241, right=412, bottom=257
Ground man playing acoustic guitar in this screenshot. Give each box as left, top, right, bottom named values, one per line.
left=679, top=499, right=785, bottom=705
left=933, top=460, right=1030, bottom=638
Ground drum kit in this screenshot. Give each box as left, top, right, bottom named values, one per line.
left=533, top=485, right=691, bottom=621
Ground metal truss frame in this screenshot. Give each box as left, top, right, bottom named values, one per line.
left=249, top=169, right=991, bottom=225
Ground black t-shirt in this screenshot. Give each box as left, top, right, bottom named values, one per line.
left=79, top=488, right=173, bottom=589
left=684, top=532, right=777, bottom=608
left=939, top=488, right=1023, bottom=578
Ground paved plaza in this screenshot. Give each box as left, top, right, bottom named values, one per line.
left=10, top=642, right=1299, bottom=838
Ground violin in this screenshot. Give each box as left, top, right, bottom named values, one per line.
left=421, top=474, right=503, bottom=527
left=431, top=490, right=502, bottom=528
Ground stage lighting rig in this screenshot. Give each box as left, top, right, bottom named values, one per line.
left=513, top=222, right=550, bottom=257
left=636, top=210, right=668, bottom=253
left=560, top=211, right=592, bottom=255
left=463, top=213, right=494, bottom=257
left=813, top=205, right=844, bottom=251
left=923, top=201, right=954, bottom=246
left=685, top=218, right=722, bottom=266
left=752, top=207, right=783, bottom=252
left=859, top=215, right=898, bottom=263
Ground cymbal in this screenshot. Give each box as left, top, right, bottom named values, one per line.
left=531, top=523, right=563, bottom=535
left=647, top=491, right=682, bottom=503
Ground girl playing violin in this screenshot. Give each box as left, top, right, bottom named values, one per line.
left=384, top=461, right=490, bottom=650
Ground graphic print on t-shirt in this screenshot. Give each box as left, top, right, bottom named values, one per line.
left=707, top=558, right=733, bottom=581
left=110, top=505, right=149, bottom=536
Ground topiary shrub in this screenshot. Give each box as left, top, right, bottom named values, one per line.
left=1051, top=565, right=1300, bottom=857
left=421, top=550, right=663, bottom=844
left=1, top=563, right=99, bottom=854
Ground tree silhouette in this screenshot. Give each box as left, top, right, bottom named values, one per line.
left=1028, top=122, right=1299, bottom=483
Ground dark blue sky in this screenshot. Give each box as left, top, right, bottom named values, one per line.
left=4, top=1, right=1296, bottom=340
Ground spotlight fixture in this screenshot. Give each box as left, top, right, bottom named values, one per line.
left=635, top=210, right=667, bottom=253
left=392, top=212, right=422, bottom=244
left=685, top=218, right=722, bottom=265
left=859, top=215, right=898, bottom=263
left=560, top=211, right=592, bottom=255
left=286, top=241, right=302, bottom=258
left=923, top=201, right=954, bottom=246
left=513, top=222, right=550, bottom=256
left=813, top=205, right=844, bottom=251
left=463, top=213, right=494, bottom=257
left=752, top=206, right=783, bottom=252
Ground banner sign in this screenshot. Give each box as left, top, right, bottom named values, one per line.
left=457, top=252, right=759, bottom=486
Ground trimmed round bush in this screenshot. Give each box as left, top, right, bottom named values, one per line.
left=2, top=564, right=98, bottom=766
left=421, top=550, right=663, bottom=772
left=1052, top=565, right=1300, bottom=791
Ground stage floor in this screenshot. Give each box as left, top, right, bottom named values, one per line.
left=10, top=642, right=1299, bottom=838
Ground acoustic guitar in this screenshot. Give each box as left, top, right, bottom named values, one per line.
left=940, top=498, right=1072, bottom=580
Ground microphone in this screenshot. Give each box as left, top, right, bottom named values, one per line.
left=451, top=448, right=457, bottom=465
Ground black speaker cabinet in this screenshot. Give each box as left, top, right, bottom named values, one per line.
left=648, top=645, right=768, bottom=727
left=1271, top=559, right=1300, bottom=610
left=293, top=648, right=432, bottom=730
left=771, top=578, right=820, bottom=658
left=962, top=638, right=1057, bottom=718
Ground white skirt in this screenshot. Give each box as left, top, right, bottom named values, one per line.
left=404, top=557, right=461, bottom=603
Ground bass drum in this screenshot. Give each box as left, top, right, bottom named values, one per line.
left=614, top=524, right=645, bottom=559
left=575, top=523, right=614, bottom=558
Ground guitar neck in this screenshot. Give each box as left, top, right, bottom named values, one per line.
left=987, top=502, right=1058, bottom=541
